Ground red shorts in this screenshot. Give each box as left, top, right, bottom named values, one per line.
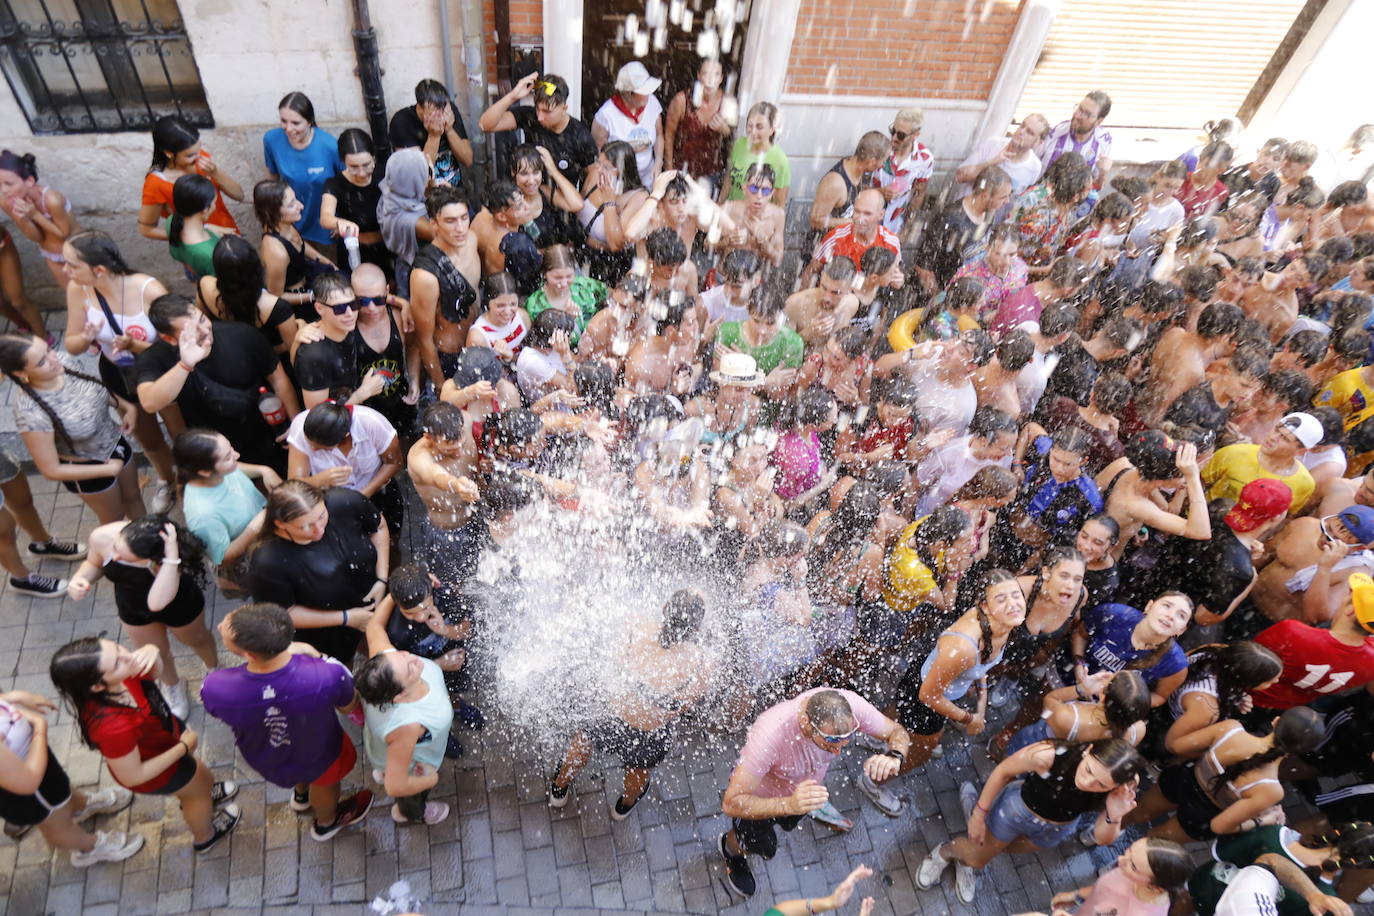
left=311, top=737, right=357, bottom=787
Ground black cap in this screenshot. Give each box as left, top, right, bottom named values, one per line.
left=450, top=347, right=503, bottom=388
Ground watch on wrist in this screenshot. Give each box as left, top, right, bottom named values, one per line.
left=883, top=748, right=905, bottom=762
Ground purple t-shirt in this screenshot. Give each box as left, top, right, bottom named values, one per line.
left=989, top=284, right=1045, bottom=337
left=200, top=654, right=355, bottom=787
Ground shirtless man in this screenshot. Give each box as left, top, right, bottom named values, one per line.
left=643, top=227, right=698, bottom=307
left=579, top=273, right=647, bottom=370
left=1139, top=301, right=1242, bottom=425
left=720, top=162, right=785, bottom=267
left=784, top=256, right=860, bottom=351
left=622, top=293, right=703, bottom=393
left=1308, top=466, right=1374, bottom=518
left=1241, top=256, right=1327, bottom=343
left=1249, top=506, right=1374, bottom=630
left=408, top=403, right=482, bottom=593
left=410, top=185, right=482, bottom=388
left=624, top=170, right=732, bottom=261
left=470, top=180, right=532, bottom=277
left=972, top=330, right=1034, bottom=418
left=1094, top=435, right=1211, bottom=559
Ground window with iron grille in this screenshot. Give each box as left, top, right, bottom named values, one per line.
left=0, top=0, right=212, bottom=135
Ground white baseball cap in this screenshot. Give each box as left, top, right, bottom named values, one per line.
left=615, top=61, right=662, bottom=95
left=1280, top=412, right=1323, bottom=448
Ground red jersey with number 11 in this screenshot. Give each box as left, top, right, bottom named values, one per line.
left=1251, top=619, right=1374, bottom=709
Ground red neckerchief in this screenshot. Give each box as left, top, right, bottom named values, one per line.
left=611, top=93, right=646, bottom=123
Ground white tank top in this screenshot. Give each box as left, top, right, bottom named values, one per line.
left=83, top=277, right=158, bottom=363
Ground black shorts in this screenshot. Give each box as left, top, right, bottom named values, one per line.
left=141, top=753, right=198, bottom=797
left=61, top=437, right=132, bottom=495
left=1316, top=784, right=1374, bottom=825
left=584, top=718, right=673, bottom=770
left=891, top=675, right=949, bottom=736
left=731, top=814, right=804, bottom=859
left=116, top=589, right=205, bottom=629
left=1157, top=761, right=1220, bottom=840
left=0, top=746, right=71, bottom=826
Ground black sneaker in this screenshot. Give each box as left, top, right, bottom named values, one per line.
left=548, top=781, right=570, bottom=809
left=10, top=574, right=67, bottom=598
left=611, top=792, right=643, bottom=822
left=210, top=781, right=238, bottom=806
left=193, top=804, right=241, bottom=853
left=4, top=820, right=33, bottom=841
left=310, top=790, right=374, bottom=841
left=27, top=539, right=86, bottom=561
left=718, top=832, right=755, bottom=897
left=289, top=786, right=311, bottom=813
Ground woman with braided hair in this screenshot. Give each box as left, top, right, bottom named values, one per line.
left=1125, top=706, right=1323, bottom=843
left=1188, top=820, right=1374, bottom=915
left=0, top=333, right=144, bottom=524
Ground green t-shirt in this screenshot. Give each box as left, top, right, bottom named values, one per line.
left=524, top=276, right=608, bottom=347
left=715, top=321, right=803, bottom=375
left=165, top=217, right=219, bottom=278
left=1188, top=826, right=1336, bottom=916
left=726, top=136, right=791, bottom=201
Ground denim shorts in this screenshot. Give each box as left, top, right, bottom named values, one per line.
left=1003, top=719, right=1054, bottom=757
left=985, top=778, right=1081, bottom=847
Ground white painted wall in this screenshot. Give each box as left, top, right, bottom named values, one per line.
left=0, top=0, right=473, bottom=305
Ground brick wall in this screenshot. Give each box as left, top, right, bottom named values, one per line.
left=784, top=0, right=1022, bottom=98
left=484, top=0, right=544, bottom=84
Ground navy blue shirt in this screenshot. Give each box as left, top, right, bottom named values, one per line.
left=1079, top=602, right=1188, bottom=685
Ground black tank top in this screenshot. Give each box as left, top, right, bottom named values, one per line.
left=268, top=231, right=309, bottom=290
left=102, top=560, right=204, bottom=621
left=827, top=158, right=859, bottom=220
left=1019, top=743, right=1107, bottom=822
left=410, top=244, right=477, bottom=324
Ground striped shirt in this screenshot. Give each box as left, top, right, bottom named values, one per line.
left=813, top=221, right=900, bottom=268
left=1038, top=120, right=1112, bottom=175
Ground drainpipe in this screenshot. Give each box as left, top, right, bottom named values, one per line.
left=437, top=0, right=456, bottom=92
left=349, top=0, right=391, bottom=160
left=456, top=0, right=491, bottom=186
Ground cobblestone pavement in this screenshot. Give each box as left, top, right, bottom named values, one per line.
left=0, top=463, right=1133, bottom=916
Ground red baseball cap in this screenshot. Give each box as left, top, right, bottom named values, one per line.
left=1224, top=478, right=1293, bottom=532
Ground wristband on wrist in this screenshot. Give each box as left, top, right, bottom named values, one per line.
left=342, top=610, right=349, bottom=627
left=161, top=557, right=181, bottom=566
left=177, top=360, right=194, bottom=373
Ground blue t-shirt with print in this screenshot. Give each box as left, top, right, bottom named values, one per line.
left=263, top=127, right=342, bottom=244
left=1079, top=602, right=1188, bottom=685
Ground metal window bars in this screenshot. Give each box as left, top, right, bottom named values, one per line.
left=0, top=0, right=212, bottom=135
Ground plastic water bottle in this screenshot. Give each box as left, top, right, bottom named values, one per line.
left=344, top=235, right=361, bottom=271
left=257, top=386, right=287, bottom=435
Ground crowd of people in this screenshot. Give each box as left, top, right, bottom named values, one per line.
left=1, top=54, right=1374, bottom=916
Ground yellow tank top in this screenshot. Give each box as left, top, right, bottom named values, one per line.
left=882, top=518, right=946, bottom=612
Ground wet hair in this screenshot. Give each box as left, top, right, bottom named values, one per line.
left=831, top=326, right=868, bottom=360
left=973, top=567, right=1017, bottom=662
left=1227, top=345, right=1271, bottom=382
left=824, top=254, right=858, bottom=284
left=414, top=78, right=450, bottom=107
left=951, top=465, right=1018, bottom=503
left=969, top=405, right=1018, bottom=441
left=1081, top=514, right=1121, bottom=545
left=1101, top=671, right=1150, bottom=738
left=1084, top=737, right=1151, bottom=786
left=1178, top=264, right=1220, bottom=302
left=533, top=74, right=570, bottom=107
left=854, top=130, right=890, bottom=162
left=171, top=428, right=224, bottom=486
left=877, top=377, right=920, bottom=412
left=719, top=248, right=763, bottom=284
left=168, top=174, right=216, bottom=246
left=1283, top=178, right=1324, bottom=210
left=601, top=141, right=644, bottom=192
left=972, top=165, right=1011, bottom=194
left=745, top=101, right=779, bottom=142
left=1125, top=430, right=1180, bottom=481
left=865, top=460, right=911, bottom=499
left=1186, top=641, right=1284, bottom=720
left=1318, top=236, right=1358, bottom=270
left=425, top=183, right=469, bottom=220
left=225, top=603, right=295, bottom=657
left=1331, top=293, right=1373, bottom=333
left=262, top=480, right=324, bottom=543
left=210, top=235, right=268, bottom=327
left=995, top=329, right=1034, bottom=373
left=1039, top=301, right=1080, bottom=338
left=480, top=470, right=534, bottom=520
left=420, top=402, right=465, bottom=441
left=1283, top=329, right=1328, bottom=368
left=659, top=589, right=706, bottom=648
left=387, top=564, right=432, bottom=610
left=1139, top=281, right=1186, bottom=320
left=524, top=307, right=576, bottom=349
left=1091, top=371, right=1132, bottom=414
left=278, top=91, right=317, bottom=126
left=1155, top=160, right=1189, bottom=182
left=302, top=400, right=353, bottom=448
left=539, top=244, right=576, bottom=275
left=120, top=514, right=209, bottom=590
left=810, top=481, right=881, bottom=574
left=1197, top=140, right=1235, bottom=169
left=1142, top=838, right=1194, bottom=898
left=1308, top=406, right=1345, bottom=449
left=491, top=408, right=543, bottom=451
left=481, top=272, right=520, bottom=307
left=1196, top=301, right=1243, bottom=340
left=1265, top=369, right=1315, bottom=414
left=149, top=114, right=200, bottom=171
left=748, top=286, right=787, bottom=321
left=1090, top=191, right=1133, bottom=226
left=1050, top=426, right=1092, bottom=460
left=66, top=230, right=133, bottom=276
left=1211, top=706, right=1323, bottom=796
left=573, top=361, right=616, bottom=415
left=1048, top=152, right=1091, bottom=205
left=945, top=276, right=985, bottom=313
left=754, top=520, right=810, bottom=560
left=148, top=293, right=197, bottom=335
left=963, top=329, right=997, bottom=366
left=337, top=128, right=375, bottom=160
left=483, top=179, right=522, bottom=216
left=252, top=179, right=291, bottom=231
left=354, top=654, right=405, bottom=707
left=742, top=162, right=777, bottom=187
left=1048, top=255, right=1092, bottom=292
left=781, top=386, right=836, bottom=431
left=1110, top=174, right=1149, bottom=202
left=645, top=227, right=687, bottom=267
left=508, top=144, right=545, bottom=184
left=917, top=506, right=972, bottom=558
left=50, top=637, right=131, bottom=748
left=0, top=333, right=104, bottom=453
left=1334, top=328, right=1372, bottom=364
left=804, top=689, right=854, bottom=734
left=0, top=149, right=37, bottom=180
left=1299, top=822, right=1374, bottom=875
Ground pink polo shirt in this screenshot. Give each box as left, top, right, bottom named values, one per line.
left=735, top=687, right=889, bottom=799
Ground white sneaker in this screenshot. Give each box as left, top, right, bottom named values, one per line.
left=916, top=844, right=950, bottom=889
left=1357, top=887, right=1374, bottom=905
left=74, top=786, right=134, bottom=824
left=954, top=861, right=978, bottom=903
left=164, top=681, right=189, bottom=721
left=931, top=742, right=944, bottom=759
left=959, top=781, right=979, bottom=821
left=148, top=481, right=176, bottom=514
left=71, top=829, right=144, bottom=867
